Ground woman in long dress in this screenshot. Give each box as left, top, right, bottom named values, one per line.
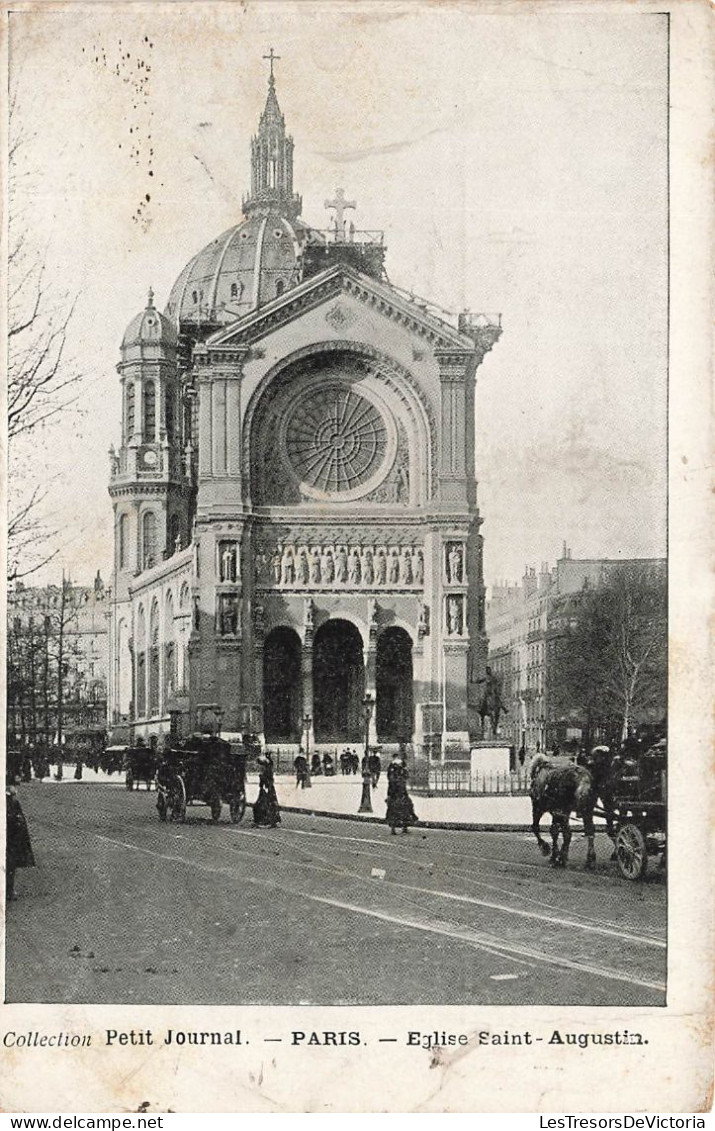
left=252, top=754, right=281, bottom=827
left=6, top=785, right=35, bottom=899
left=385, top=753, right=418, bottom=835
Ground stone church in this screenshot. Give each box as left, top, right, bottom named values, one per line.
left=108, top=60, right=501, bottom=758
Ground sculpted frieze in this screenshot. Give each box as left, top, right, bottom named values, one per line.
left=254, top=540, right=425, bottom=591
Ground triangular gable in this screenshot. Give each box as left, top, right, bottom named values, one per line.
left=205, top=262, right=479, bottom=352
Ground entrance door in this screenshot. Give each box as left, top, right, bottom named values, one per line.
left=263, top=627, right=301, bottom=741
left=376, top=627, right=414, bottom=742
left=313, top=620, right=364, bottom=742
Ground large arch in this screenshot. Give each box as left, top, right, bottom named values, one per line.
left=313, top=619, right=365, bottom=743
left=263, top=626, right=302, bottom=742
left=376, top=627, right=414, bottom=742
left=163, top=590, right=176, bottom=702
left=116, top=617, right=132, bottom=718
left=243, top=342, right=436, bottom=507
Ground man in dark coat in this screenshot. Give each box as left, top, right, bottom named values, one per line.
left=6, top=786, right=35, bottom=899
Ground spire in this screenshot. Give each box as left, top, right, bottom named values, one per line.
left=243, top=53, right=302, bottom=221
left=147, top=286, right=155, bottom=309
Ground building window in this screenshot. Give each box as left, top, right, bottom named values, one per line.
left=143, top=381, right=156, bottom=442
left=118, top=514, right=128, bottom=569
left=142, top=511, right=157, bottom=570
left=165, top=386, right=175, bottom=441
left=126, top=383, right=135, bottom=440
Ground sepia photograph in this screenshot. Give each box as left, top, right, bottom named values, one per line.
left=2, top=0, right=711, bottom=1115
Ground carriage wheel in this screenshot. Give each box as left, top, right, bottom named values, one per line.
left=616, top=822, right=648, bottom=880
left=156, top=792, right=167, bottom=822
left=210, top=797, right=222, bottom=823
left=168, top=776, right=187, bottom=823
left=230, top=794, right=246, bottom=824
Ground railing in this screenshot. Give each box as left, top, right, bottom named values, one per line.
left=415, top=765, right=531, bottom=797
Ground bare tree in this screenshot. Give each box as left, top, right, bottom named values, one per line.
left=549, top=562, right=667, bottom=745
left=7, top=97, right=83, bottom=580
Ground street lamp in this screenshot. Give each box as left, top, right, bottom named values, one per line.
left=358, top=692, right=375, bottom=814
left=303, top=713, right=313, bottom=788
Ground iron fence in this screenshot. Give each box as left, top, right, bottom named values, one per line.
left=415, top=765, right=531, bottom=797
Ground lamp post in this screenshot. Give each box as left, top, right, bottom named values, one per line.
left=303, top=713, right=312, bottom=788
left=358, top=692, right=375, bottom=813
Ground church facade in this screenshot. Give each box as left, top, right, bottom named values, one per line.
left=108, top=64, right=501, bottom=758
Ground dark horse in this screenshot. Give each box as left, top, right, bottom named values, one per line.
left=530, top=750, right=613, bottom=869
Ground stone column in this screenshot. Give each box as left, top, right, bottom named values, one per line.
left=435, top=350, right=475, bottom=503
left=300, top=640, right=315, bottom=749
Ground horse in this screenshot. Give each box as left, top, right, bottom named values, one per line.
left=530, top=752, right=610, bottom=870
left=478, top=672, right=506, bottom=739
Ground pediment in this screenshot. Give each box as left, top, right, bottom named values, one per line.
left=203, top=263, right=483, bottom=354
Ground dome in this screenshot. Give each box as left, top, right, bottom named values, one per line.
left=165, top=210, right=312, bottom=329
left=122, top=289, right=177, bottom=351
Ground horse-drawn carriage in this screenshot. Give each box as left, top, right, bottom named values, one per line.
left=124, top=746, right=158, bottom=791
left=607, top=738, right=666, bottom=880
left=530, top=738, right=666, bottom=880
left=155, top=735, right=247, bottom=824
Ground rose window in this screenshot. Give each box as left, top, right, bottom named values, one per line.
left=284, top=386, right=388, bottom=494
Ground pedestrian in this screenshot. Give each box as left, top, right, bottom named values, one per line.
left=385, top=752, right=418, bottom=835
left=294, top=749, right=308, bottom=789
left=368, top=748, right=382, bottom=788
left=518, top=740, right=526, bottom=767
left=310, top=752, right=322, bottom=777
left=252, top=753, right=281, bottom=827
left=6, top=784, right=35, bottom=900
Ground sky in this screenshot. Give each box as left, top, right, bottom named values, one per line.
left=8, top=3, right=668, bottom=589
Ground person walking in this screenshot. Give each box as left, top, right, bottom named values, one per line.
left=294, top=749, right=308, bottom=789
left=6, top=784, right=35, bottom=900
left=252, top=754, right=281, bottom=827
left=385, top=752, right=418, bottom=835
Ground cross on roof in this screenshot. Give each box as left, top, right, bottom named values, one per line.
left=324, top=187, right=356, bottom=238
left=263, top=48, right=281, bottom=81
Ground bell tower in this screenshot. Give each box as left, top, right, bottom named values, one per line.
left=243, top=50, right=302, bottom=221
left=108, top=289, right=194, bottom=731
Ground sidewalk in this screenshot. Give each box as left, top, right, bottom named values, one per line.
left=23, top=767, right=534, bottom=830
left=274, top=775, right=533, bottom=831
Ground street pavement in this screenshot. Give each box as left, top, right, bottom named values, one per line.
left=6, top=781, right=666, bottom=1007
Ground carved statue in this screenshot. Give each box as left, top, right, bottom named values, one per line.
left=388, top=550, right=400, bottom=585
left=418, top=603, right=430, bottom=639
left=254, top=603, right=265, bottom=634
left=322, top=549, right=335, bottom=585
left=447, top=544, right=463, bottom=584
left=335, top=545, right=348, bottom=584
left=376, top=550, right=387, bottom=585
left=400, top=548, right=413, bottom=585
left=297, top=550, right=309, bottom=585
left=220, top=594, right=238, bottom=636
left=477, top=665, right=507, bottom=739
left=348, top=548, right=361, bottom=585
left=272, top=547, right=282, bottom=585
left=281, top=547, right=295, bottom=586
left=362, top=549, right=374, bottom=586
left=304, top=597, right=315, bottom=628
left=220, top=543, right=237, bottom=583
left=447, top=595, right=463, bottom=636
left=415, top=549, right=424, bottom=586
left=310, top=549, right=322, bottom=584
left=394, top=463, right=409, bottom=503
left=193, top=596, right=200, bottom=631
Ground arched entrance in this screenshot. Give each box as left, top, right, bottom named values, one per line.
left=376, top=627, right=414, bottom=742
left=313, top=620, right=364, bottom=743
left=263, top=627, right=301, bottom=742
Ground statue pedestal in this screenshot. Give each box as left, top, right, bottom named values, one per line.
left=471, top=741, right=513, bottom=785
